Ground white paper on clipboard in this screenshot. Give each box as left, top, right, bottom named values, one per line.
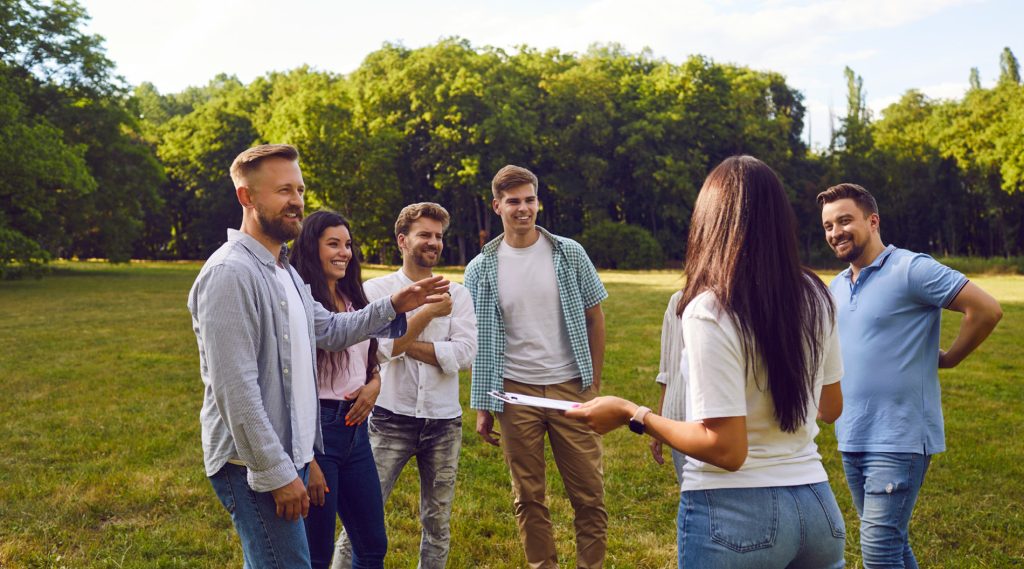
left=488, top=390, right=577, bottom=411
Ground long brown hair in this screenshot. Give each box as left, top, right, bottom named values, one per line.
left=290, top=210, right=379, bottom=393
left=679, top=156, right=834, bottom=433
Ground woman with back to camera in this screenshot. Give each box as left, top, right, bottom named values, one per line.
left=566, top=155, right=846, bottom=568
left=290, top=210, right=387, bottom=569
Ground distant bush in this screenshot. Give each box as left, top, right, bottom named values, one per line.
left=934, top=256, right=1024, bottom=275
left=809, top=254, right=1024, bottom=275
left=577, top=221, right=664, bottom=270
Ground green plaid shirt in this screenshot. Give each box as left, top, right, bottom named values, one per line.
left=464, top=226, right=608, bottom=412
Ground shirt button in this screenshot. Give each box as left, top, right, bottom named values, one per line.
left=280, top=300, right=286, bottom=307
left=283, top=368, right=289, bottom=375
left=284, top=334, right=289, bottom=340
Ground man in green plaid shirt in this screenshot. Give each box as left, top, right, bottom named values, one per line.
left=464, top=165, right=608, bottom=569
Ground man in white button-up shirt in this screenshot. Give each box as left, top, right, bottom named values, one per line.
left=332, top=203, right=477, bottom=569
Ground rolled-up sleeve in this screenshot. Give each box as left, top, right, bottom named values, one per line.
left=194, top=266, right=295, bottom=492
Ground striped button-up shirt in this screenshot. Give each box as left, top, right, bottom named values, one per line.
left=657, top=290, right=687, bottom=422
left=188, top=229, right=406, bottom=492
left=464, top=226, right=608, bottom=412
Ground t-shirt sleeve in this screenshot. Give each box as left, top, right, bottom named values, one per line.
left=682, top=303, right=747, bottom=420
left=907, top=254, right=968, bottom=308
left=821, top=309, right=843, bottom=386
left=574, top=243, right=608, bottom=308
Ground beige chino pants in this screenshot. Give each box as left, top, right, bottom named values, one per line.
left=497, top=378, right=608, bottom=569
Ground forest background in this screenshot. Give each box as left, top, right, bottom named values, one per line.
left=3, top=0, right=1024, bottom=277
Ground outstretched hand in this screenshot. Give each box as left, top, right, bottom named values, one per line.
left=391, top=275, right=451, bottom=313
left=564, top=396, right=637, bottom=435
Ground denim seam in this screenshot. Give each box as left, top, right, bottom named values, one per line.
left=810, top=482, right=846, bottom=539
left=679, top=493, right=693, bottom=569
left=244, top=473, right=282, bottom=569
left=791, top=487, right=807, bottom=550
left=221, top=468, right=237, bottom=514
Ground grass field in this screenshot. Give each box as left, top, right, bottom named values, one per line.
left=1, top=261, right=1021, bottom=568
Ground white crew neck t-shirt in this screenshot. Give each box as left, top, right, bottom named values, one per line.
left=273, top=265, right=317, bottom=467
left=680, top=290, right=843, bottom=491
left=497, top=237, right=580, bottom=384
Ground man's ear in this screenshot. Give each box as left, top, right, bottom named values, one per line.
left=869, top=212, right=880, bottom=232
left=236, top=186, right=255, bottom=208
left=396, top=233, right=407, bottom=254
left=492, top=198, right=500, bottom=215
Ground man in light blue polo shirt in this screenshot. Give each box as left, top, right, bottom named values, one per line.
left=818, top=183, right=1002, bottom=569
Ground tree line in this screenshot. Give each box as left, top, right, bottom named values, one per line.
left=2, top=0, right=1022, bottom=276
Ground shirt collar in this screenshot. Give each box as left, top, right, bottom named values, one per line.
left=842, top=243, right=896, bottom=281
left=395, top=268, right=415, bottom=285
left=227, top=228, right=285, bottom=267
left=482, top=225, right=560, bottom=256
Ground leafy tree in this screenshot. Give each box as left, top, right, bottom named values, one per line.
left=999, top=47, right=1020, bottom=85
left=157, top=81, right=258, bottom=258
left=969, top=67, right=982, bottom=90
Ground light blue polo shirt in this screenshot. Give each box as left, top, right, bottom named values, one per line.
left=831, top=245, right=968, bottom=455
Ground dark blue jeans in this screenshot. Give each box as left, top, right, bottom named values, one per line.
left=209, top=463, right=311, bottom=569
left=304, top=400, right=387, bottom=569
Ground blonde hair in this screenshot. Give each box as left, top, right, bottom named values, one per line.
left=229, top=144, right=299, bottom=188
left=394, top=202, right=451, bottom=237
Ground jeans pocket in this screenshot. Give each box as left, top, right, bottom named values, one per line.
left=864, top=453, right=914, bottom=496
left=320, top=404, right=346, bottom=427
left=705, top=487, right=779, bottom=553
left=810, top=482, right=847, bottom=539
left=209, top=466, right=237, bottom=514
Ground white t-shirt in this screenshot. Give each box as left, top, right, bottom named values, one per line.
left=680, top=290, right=843, bottom=491
left=274, top=265, right=317, bottom=467
left=497, top=237, right=580, bottom=384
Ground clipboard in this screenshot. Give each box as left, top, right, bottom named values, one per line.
left=488, top=390, right=577, bottom=411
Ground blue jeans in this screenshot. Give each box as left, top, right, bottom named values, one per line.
left=678, top=482, right=846, bottom=568
left=333, top=406, right=462, bottom=569
left=305, top=400, right=387, bottom=569
left=842, top=452, right=931, bottom=569
left=209, top=463, right=311, bottom=569
left=671, top=449, right=686, bottom=484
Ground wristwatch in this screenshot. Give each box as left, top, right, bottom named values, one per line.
left=628, top=406, right=652, bottom=435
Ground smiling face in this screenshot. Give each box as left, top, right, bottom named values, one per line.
left=821, top=198, right=878, bottom=263
left=493, top=183, right=538, bottom=236
left=318, top=224, right=352, bottom=285
left=247, top=157, right=305, bottom=243
left=399, top=217, right=444, bottom=269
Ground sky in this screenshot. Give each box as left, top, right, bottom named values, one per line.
left=80, top=0, right=1021, bottom=149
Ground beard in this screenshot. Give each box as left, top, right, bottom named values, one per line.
left=832, top=238, right=864, bottom=263
left=411, top=245, right=441, bottom=268
left=256, top=204, right=302, bottom=243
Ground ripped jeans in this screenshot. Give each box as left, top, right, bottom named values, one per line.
left=842, top=452, right=932, bottom=569
left=332, top=407, right=462, bottom=569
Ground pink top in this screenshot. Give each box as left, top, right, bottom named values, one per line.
left=317, top=296, right=372, bottom=400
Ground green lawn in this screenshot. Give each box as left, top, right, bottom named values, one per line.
left=1, top=262, right=1021, bottom=568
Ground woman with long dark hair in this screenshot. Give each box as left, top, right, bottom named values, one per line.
left=567, top=156, right=845, bottom=568
left=290, top=210, right=387, bottom=569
